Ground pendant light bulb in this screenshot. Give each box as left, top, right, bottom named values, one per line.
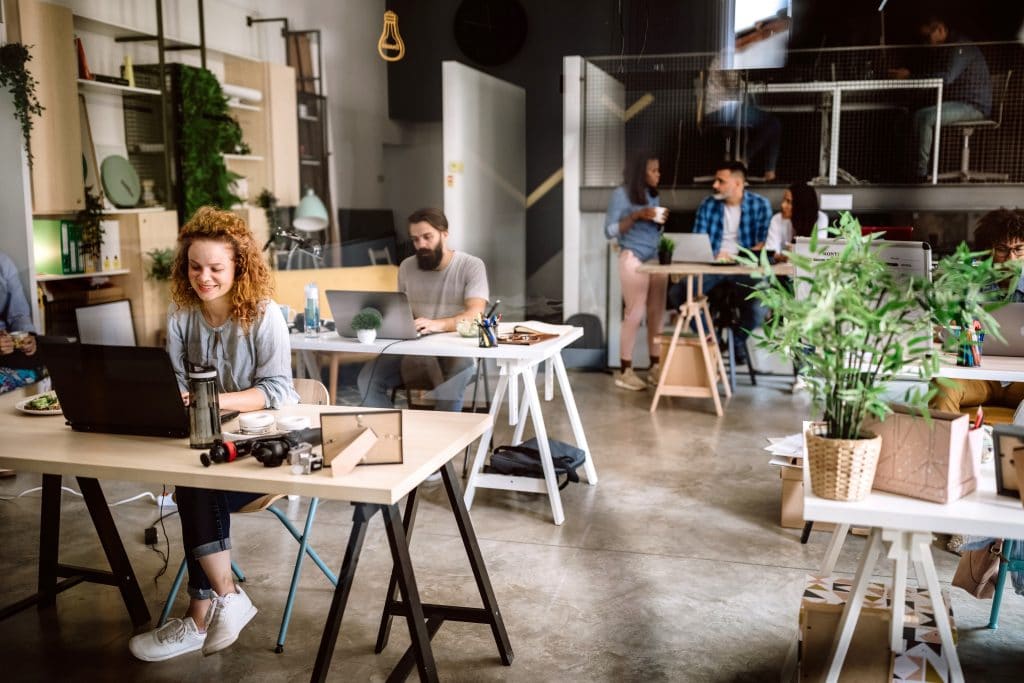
left=378, top=10, right=405, bottom=62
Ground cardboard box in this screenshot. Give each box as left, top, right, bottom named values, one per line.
left=656, top=333, right=714, bottom=387
left=797, top=575, right=957, bottom=683
left=865, top=405, right=977, bottom=504
left=779, top=464, right=836, bottom=531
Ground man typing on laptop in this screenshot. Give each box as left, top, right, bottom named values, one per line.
left=931, top=209, right=1024, bottom=418
left=357, top=207, right=489, bottom=411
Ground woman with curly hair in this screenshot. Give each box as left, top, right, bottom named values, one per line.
left=130, top=206, right=297, bottom=662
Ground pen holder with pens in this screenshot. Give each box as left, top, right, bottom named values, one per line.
left=478, top=314, right=499, bottom=348
left=949, top=322, right=984, bottom=367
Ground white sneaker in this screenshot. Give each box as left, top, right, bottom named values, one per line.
left=646, top=363, right=661, bottom=387
left=202, top=586, right=257, bottom=655
left=614, top=367, right=647, bottom=391
left=129, top=617, right=206, bottom=662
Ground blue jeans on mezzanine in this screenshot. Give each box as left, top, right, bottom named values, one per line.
left=175, top=487, right=263, bottom=599
left=914, top=101, right=985, bottom=177
left=357, top=355, right=476, bottom=412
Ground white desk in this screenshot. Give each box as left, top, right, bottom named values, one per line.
left=935, top=352, right=1024, bottom=383
left=0, top=399, right=510, bottom=682
left=747, top=78, right=944, bottom=185
left=804, top=432, right=1024, bottom=683
left=290, top=325, right=599, bottom=526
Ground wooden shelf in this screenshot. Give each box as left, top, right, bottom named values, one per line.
left=72, top=13, right=196, bottom=50
left=229, top=102, right=262, bottom=112
left=78, top=79, right=161, bottom=97
left=222, top=154, right=265, bottom=162
left=37, top=269, right=130, bottom=282
left=101, top=207, right=166, bottom=215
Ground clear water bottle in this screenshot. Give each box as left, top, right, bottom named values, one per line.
left=188, top=365, right=221, bottom=449
left=304, top=282, right=319, bottom=339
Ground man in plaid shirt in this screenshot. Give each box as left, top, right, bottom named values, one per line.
left=670, top=161, right=772, bottom=365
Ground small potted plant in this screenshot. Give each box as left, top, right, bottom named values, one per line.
left=657, top=234, right=675, bottom=265
left=351, top=307, right=383, bottom=343
left=739, top=212, right=1009, bottom=501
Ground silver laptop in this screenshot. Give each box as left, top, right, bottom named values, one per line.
left=664, top=232, right=716, bottom=264
left=983, top=303, right=1024, bottom=357
left=326, top=290, right=419, bottom=339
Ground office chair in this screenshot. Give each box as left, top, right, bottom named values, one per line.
left=938, top=71, right=1013, bottom=182
left=158, top=378, right=338, bottom=653
left=987, top=539, right=1024, bottom=630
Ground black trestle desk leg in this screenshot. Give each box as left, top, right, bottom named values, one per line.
left=800, top=520, right=813, bottom=545
left=441, top=460, right=514, bottom=664
left=375, top=486, right=420, bottom=653
left=77, top=477, right=150, bottom=627
left=381, top=502, right=438, bottom=683
left=37, top=474, right=63, bottom=608
left=312, top=502, right=377, bottom=683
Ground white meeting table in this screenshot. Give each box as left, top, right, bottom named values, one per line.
left=0, top=398, right=511, bottom=682
left=290, top=325, right=599, bottom=526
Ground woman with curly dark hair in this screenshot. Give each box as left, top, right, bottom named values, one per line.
left=130, top=206, right=297, bottom=662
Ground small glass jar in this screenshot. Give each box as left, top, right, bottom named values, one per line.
left=188, top=366, right=221, bottom=449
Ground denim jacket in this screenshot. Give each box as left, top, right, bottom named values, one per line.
left=605, top=186, right=661, bottom=262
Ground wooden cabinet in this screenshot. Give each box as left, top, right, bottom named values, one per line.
left=7, top=0, right=85, bottom=213
left=115, top=210, right=179, bottom=346
left=223, top=56, right=299, bottom=207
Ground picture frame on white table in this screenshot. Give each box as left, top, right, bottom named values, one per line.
left=991, top=424, right=1023, bottom=497
left=321, top=410, right=404, bottom=468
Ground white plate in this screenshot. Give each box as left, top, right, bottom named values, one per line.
left=16, top=392, right=63, bottom=416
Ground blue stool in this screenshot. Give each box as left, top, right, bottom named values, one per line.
left=988, top=539, right=1024, bottom=629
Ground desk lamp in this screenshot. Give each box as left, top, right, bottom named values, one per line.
left=293, top=188, right=328, bottom=232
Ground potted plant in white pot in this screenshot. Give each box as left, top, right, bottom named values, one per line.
left=351, top=307, right=382, bottom=344
left=739, top=212, right=1010, bottom=501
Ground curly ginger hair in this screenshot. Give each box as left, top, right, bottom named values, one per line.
left=170, top=206, right=274, bottom=331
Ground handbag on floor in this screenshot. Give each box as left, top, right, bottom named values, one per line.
left=485, top=438, right=586, bottom=490
left=952, top=539, right=1003, bottom=598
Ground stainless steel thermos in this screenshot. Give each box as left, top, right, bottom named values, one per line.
left=188, top=365, right=221, bottom=449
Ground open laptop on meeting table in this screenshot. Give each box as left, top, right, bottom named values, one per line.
left=38, top=339, right=237, bottom=438
left=661, top=232, right=770, bottom=265
left=979, top=303, right=1024, bottom=358
left=326, top=290, right=422, bottom=340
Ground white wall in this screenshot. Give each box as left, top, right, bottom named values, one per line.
left=382, top=121, right=443, bottom=239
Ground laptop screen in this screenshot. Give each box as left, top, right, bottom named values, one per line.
left=40, top=341, right=190, bottom=438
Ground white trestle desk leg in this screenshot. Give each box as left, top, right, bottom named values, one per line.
left=464, top=370, right=509, bottom=510
left=544, top=358, right=554, bottom=401
left=913, top=533, right=964, bottom=682
left=507, top=361, right=520, bottom=426
left=883, top=529, right=911, bottom=655
left=553, top=354, right=598, bottom=485
left=819, top=523, right=850, bottom=577
left=521, top=369, right=565, bottom=525
left=510, top=365, right=534, bottom=446
left=824, top=527, right=883, bottom=683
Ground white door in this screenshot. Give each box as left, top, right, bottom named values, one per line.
left=442, top=61, right=526, bottom=319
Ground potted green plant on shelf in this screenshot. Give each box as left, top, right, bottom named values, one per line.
left=351, top=307, right=383, bottom=344
left=76, top=187, right=105, bottom=272
left=658, top=234, right=675, bottom=265
left=738, top=212, right=1010, bottom=501
left=146, top=247, right=175, bottom=282
left=0, top=43, right=44, bottom=165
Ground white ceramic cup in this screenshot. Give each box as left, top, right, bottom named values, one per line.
left=653, top=207, right=669, bottom=224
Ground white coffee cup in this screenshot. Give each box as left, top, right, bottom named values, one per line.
left=653, top=207, right=668, bottom=224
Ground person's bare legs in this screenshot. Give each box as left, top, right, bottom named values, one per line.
left=187, top=549, right=235, bottom=629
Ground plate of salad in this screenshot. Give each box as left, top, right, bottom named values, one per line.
left=16, top=391, right=62, bottom=416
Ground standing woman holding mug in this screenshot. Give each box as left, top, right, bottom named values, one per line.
left=605, top=152, right=669, bottom=391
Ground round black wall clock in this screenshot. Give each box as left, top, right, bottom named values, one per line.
left=453, top=0, right=529, bottom=66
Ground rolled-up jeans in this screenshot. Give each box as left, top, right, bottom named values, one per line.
left=913, top=101, right=984, bottom=177
left=175, top=487, right=263, bottom=599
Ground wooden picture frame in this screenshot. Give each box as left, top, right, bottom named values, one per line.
left=992, top=424, right=1023, bottom=497
left=320, top=410, right=404, bottom=469
left=78, top=94, right=102, bottom=200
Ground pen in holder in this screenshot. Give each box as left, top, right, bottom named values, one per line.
left=951, top=321, right=984, bottom=367
left=478, top=313, right=499, bottom=347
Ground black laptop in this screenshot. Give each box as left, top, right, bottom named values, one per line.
left=40, top=340, right=191, bottom=438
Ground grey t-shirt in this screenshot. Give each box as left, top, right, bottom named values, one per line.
left=398, top=251, right=489, bottom=320
left=166, top=299, right=299, bottom=409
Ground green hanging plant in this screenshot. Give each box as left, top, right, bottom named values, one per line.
left=0, top=43, right=45, bottom=166
left=145, top=247, right=175, bottom=282
left=178, top=65, right=243, bottom=217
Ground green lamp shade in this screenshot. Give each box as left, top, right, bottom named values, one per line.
left=293, top=188, right=328, bottom=232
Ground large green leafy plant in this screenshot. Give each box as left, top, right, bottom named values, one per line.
left=740, top=213, right=1011, bottom=440
left=179, top=65, right=243, bottom=217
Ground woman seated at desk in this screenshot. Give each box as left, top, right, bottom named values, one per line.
left=930, top=208, right=1024, bottom=419
left=761, top=182, right=828, bottom=260
left=129, top=207, right=297, bottom=662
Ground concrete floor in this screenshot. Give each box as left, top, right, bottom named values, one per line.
left=1, top=371, right=1022, bottom=681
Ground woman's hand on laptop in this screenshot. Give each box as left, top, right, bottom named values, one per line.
left=0, top=332, right=12, bottom=355
left=181, top=391, right=191, bottom=407
left=414, top=317, right=447, bottom=335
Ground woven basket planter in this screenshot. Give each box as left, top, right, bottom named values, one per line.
left=805, top=430, right=882, bottom=502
